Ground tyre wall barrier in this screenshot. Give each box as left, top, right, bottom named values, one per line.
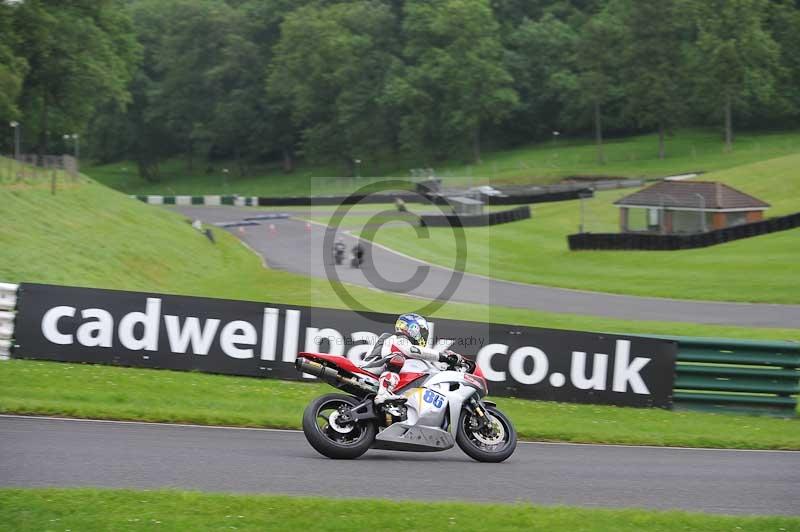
left=568, top=212, right=800, bottom=251
left=0, top=283, right=18, bottom=360
left=627, top=335, right=799, bottom=416
left=482, top=188, right=594, bottom=205
left=420, top=206, right=531, bottom=227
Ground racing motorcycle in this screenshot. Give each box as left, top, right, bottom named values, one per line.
left=295, top=351, right=517, bottom=462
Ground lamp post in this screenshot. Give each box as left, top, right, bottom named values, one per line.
left=9, top=121, right=20, bottom=160
left=552, top=130, right=560, bottom=145
left=354, top=159, right=361, bottom=178
left=63, top=133, right=79, bottom=171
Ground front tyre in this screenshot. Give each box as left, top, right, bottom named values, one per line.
left=302, top=393, right=376, bottom=459
left=456, top=405, right=517, bottom=463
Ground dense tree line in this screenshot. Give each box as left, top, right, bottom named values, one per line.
left=2, top=0, right=799, bottom=179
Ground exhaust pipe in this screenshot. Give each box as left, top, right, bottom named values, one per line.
left=296, top=357, right=340, bottom=382
left=295, top=357, right=377, bottom=394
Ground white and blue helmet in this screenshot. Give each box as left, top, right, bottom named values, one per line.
left=395, top=313, right=430, bottom=347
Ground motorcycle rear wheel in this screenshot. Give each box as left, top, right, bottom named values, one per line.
left=302, top=393, right=376, bottom=459
left=456, top=405, right=517, bottom=463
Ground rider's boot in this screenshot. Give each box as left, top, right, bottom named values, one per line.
left=374, top=371, right=404, bottom=405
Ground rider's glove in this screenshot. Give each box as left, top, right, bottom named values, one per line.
left=438, top=350, right=462, bottom=367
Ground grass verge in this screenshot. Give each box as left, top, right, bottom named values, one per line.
left=2, top=360, right=798, bottom=450
left=2, top=488, right=799, bottom=531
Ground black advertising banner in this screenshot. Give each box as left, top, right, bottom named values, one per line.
left=12, top=283, right=677, bottom=408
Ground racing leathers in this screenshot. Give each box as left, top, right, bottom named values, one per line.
left=360, top=333, right=456, bottom=405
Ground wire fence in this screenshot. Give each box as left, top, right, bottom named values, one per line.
left=0, top=154, right=84, bottom=193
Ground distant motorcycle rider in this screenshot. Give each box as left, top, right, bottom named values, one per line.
left=333, top=238, right=346, bottom=265
left=360, top=313, right=461, bottom=405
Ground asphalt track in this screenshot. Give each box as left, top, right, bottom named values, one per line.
left=173, top=205, right=800, bottom=328
left=2, top=416, right=798, bottom=515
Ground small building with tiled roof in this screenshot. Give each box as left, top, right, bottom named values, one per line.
left=614, top=181, right=770, bottom=234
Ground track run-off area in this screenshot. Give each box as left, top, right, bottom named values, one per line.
left=2, top=415, right=798, bottom=516
left=174, top=205, right=800, bottom=328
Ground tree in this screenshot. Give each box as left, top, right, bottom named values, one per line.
left=268, top=1, right=401, bottom=174
left=761, top=0, right=800, bottom=127
left=621, top=0, right=688, bottom=159
left=150, top=0, right=237, bottom=171
left=394, top=0, right=518, bottom=163
left=503, top=13, right=578, bottom=146
left=689, top=0, right=781, bottom=151
left=0, top=2, right=28, bottom=123
left=573, top=2, right=626, bottom=163
left=88, top=0, right=175, bottom=179
left=11, top=0, right=140, bottom=156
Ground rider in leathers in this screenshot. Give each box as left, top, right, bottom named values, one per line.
left=361, top=313, right=461, bottom=405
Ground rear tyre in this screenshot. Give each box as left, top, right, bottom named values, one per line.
left=456, top=405, right=517, bottom=463
left=302, top=393, right=376, bottom=459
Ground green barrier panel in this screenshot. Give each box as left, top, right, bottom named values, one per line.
left=674, top=337, right=798, bottom=416
left=621, top=334, right=800, bottom=416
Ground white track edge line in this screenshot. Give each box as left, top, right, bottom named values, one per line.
left=2, top=414, right=796, bottom=453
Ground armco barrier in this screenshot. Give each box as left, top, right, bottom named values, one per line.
left=569, top=211, right=800, bottom=251
left=0, top=283, right=18, bottom=360
left=644, top=335, right=799, bottom=416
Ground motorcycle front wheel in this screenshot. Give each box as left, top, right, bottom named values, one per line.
left=302, top=393, right=376, bottom=459
left=456, top=405, right=517, bottom=463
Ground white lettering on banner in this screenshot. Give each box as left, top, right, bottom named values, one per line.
left=509, top=346, right=549, bottom=385
left=76, top=308, right=113, bottom=348
left=281, top=309, right=300, bottom=363
left=570, top=351, right=608, bottom=390
left=164, top=315, right=219, bottom=355
left=612, top=340, right=651, bottom=394
left=41, top=306, right=76, bottom=345
left=305, top=327, right=344, bottom=356
left=118, top=298, right=161, bottom=351
left=32, top=298, right=658, bottom=401
left=476, top=343, right=508, bottom=381
left=220, top=320, right=257, bottom=359
left=260, top=308, right=279, bottom=361
left=347, top=331, right=378, bottom=363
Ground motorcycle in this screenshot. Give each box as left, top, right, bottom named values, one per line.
left=350, top=244, right=364, bottom=269
left=295, top=352, right=517, bottom=462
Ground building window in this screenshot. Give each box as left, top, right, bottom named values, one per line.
left=727, top=212, right=747, bottom=227
left=626, top=209, right=648, bottom=231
